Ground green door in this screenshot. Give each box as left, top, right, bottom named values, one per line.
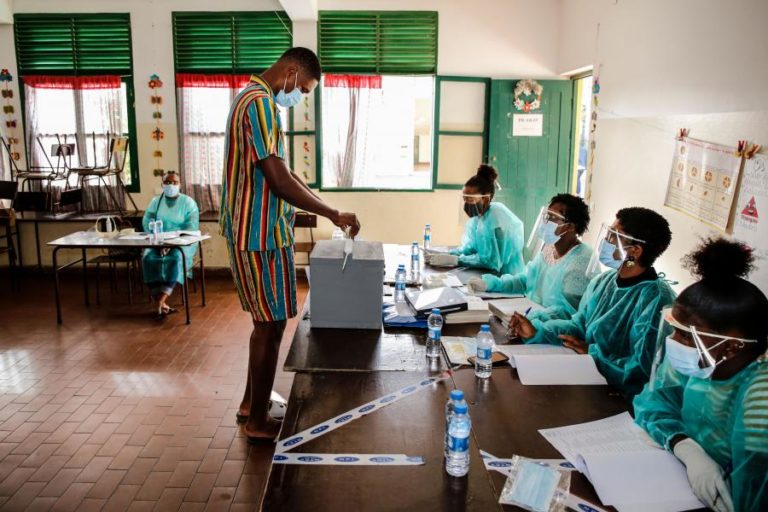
left=488, top=80, right=575, bottom=260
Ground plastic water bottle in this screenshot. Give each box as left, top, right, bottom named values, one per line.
left=426, top=308, right=443, bottom=359
left=444, top=389, right=466, bottom=458
left=445, top=402, right=471, bottom=477
left=423, top=224, right=431, bottom=250
left=331, top=227, right=345, bottom=240
left=474, top=324, right=494, bottom=379
left=153, top=219, right=163, bottom=244
left=394, top=264, right=407, bottom=303
left=148, top=220, right=155, bottom=242
left=410, top=241, right=420, bottom=279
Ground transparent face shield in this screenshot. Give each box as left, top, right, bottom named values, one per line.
left=459, top=193, right=492, bottom=225
left=586, top=223, right=647, bottom=277
left=526, top=206, right=571, bottom=258
left=650, top=307, right=759, bottom=383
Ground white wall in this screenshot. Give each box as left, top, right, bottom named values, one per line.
left=559, top=0, right=768, bottom=289
left=2, top=0, right=563, bottom=268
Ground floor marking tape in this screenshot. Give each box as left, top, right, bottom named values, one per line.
left=276, top=372, right=451, bottom=454
left=272, top=453, right=425, bottom=466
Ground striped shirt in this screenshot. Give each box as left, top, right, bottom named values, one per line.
left=220, top=75, right=294, bottom=251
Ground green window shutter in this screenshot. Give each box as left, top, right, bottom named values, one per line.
left=173, top=12, right=292, bottom=74
left=319, top=11, right=437, bottom=74
left=14, top=14, right=132, bottom=75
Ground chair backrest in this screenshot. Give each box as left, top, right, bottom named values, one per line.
left=51, top=139, right=75, bottom=172
left=0, top=137, right=25, bottom=177
left=107, top=137, right=129, bottom=173
left=0, top=180, right=17, bottom=201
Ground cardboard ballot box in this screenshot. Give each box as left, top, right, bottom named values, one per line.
left=309, top=240, right=384, bottom=329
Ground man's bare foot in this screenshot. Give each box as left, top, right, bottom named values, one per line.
left=243, top=416, right=282, bottom=441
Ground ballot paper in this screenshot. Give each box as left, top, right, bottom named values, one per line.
left=515, top=354, right=607, bottom=385
left=539, top=413, right=704, bottom=511
left=495, top=344, right=576, bottom=368
left=488, top=297, right=544, bottom=324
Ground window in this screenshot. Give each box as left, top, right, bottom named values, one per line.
left=14, top=13, right=140, bottom=191
left=571, top=74, right=593, bottom=197
left=172, top=11, right=293, bottom=211
left=321, top=74, right=434, bottom=189
left=318, top=11, right=438, bottom=190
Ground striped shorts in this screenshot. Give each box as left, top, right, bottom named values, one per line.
left=228, top=245, right=297, bottom=322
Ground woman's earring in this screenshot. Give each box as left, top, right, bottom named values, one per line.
left=624, top=255, right=636, bottom=268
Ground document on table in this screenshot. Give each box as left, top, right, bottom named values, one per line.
left=442, top=337, right=477, bottom=366
left=119, top=234, right=150, bottom=240
left=514, top=354, right=607, bottom=385
left=495, top=344, right=576, bottom=368
left=539, top=413, right=704, bottom=511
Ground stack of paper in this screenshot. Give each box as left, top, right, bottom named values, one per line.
left=539, top=413, right=704, bottom=512
left=444, top=295, right=490, bottom=324
left=495, top=344, right=577, bottom=368
left=515, top=354, right=607, bottom=385
left=488, top=297, right=544, bottom=326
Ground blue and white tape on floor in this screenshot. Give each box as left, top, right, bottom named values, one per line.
left=274, top=372, right=451, bottom=461
left=272, top=453, right=425, bottom=466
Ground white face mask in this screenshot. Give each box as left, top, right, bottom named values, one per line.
left=163, top=184, right=180, bottom=198
left=665, top=336, right=718, bottom=379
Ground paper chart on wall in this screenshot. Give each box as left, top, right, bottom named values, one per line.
left=664, top=137, right=743, bottom=231
left=732, top=153, right=768, bottom=294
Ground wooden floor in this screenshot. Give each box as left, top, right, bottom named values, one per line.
left=0, top=270, right=308, bottom=511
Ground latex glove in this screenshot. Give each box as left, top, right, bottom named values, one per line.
left=428, top=253, right=459, bottom=267
left=466, top=277, right=487, bottom=294
left=673, top=438, right=734, bottom=512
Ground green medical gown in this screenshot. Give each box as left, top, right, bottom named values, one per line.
left=634, top=355, right=768, bottom=512
left=524, top=269, right=676, bottom=397
left=450, top=202, right=525, bottom=275
left=142, top=194, right=200, bottom=285
left=481, top=243, right=593, bottom=323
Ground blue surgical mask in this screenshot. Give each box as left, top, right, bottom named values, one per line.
left=162, top=184, right=180, bottom=198
left=275, top=73, right=302, bottom=108
left=665, top=336, right=718, bottom=379
left=598, top=238, right=622, bottom=269
left=539, top=221, right=562, bottom=246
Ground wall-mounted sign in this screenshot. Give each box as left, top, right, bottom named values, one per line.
left=512, top=114, right=543, bottom=137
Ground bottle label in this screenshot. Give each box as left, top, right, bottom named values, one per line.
left=428, top=327, right=441, bottom=341
left=448, top=434, right=469, bottom=452
left=395, top=281, right=406, bottom=291
left=477, top=347, right=492, bottom=360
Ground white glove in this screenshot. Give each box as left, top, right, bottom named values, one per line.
left=673, top=438, right=734, bottom=512
left=428, top=253, right=459, bottom=267
left=466, top=277, right=487, bottom=294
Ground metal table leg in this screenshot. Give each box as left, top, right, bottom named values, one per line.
left=199, top=241, right=206, bottom=306
left=82, top=248, right=89, bottom=306
left=34, top=220, right=42, bottom=272
left=178, top=248, right=190, bottom=324
left=53, top=247, right=62, bottom=324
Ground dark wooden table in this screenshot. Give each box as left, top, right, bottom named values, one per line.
left=261, top=371, right=502, bottom=511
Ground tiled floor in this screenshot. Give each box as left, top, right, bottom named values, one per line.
left=0, top=271, right=308, bottom=511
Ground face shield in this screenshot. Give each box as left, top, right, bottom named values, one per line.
left=459, top=193, right=492, bottom=224
left=586, top=223, right=646, bottom=277
left=526, top=206, right=571, bottom=257
left=651, top=307, right=759, bottom=382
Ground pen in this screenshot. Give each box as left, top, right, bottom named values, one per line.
left=524, top=306, right=532, bottom=316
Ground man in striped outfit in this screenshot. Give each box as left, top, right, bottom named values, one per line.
left=221, top=47, right=360, bottom=441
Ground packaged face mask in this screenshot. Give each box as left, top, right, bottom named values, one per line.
left=500, top=456, right=570, bottom=512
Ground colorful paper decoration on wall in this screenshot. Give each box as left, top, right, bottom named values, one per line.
left=149, top=74, right=166, bottom=176
left=0, top=69, right=21, bottom=164
left=301, top=94, right=311, bottom=181
left=513, top=79, right=543, bottom=113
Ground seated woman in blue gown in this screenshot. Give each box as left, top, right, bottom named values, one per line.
left=142, top=171, right=200, bottom=317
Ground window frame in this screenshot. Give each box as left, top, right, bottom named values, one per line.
left=432, top=75, right=491, bottom=190
left=14, top=13, right=140, bottom=192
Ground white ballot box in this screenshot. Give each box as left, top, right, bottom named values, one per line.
left=309, top=240, right=384, bottom=329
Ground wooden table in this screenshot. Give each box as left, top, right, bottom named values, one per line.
left=47, top=231, right=209, bottom=324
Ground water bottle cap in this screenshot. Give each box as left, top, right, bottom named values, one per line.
left=412, top=241, right=418, bottom=245
left=481, top=324, right=491, bottom=332
left=453, top=403, right=468, bottom=414
left=425, top=224, right=431, bottom=227
left=431, top=308, right=441, bottom=315
left=397, top=264, right=405, bottom=269
left=449, top=389, right=464, bottom=400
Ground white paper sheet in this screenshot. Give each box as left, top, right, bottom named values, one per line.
left=442, top=337, right=477, bottom=366
left=582, top=450, right=703, bottom=510
left=495, top=344, right=576, bottom=368
left=488, top=297, right=544, bottom=321
left=515, top=354, right=607, bottom=385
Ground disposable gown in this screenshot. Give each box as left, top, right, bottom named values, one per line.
left=634, top=354, right=768, bottom=512
left=481, top=243, right=592, bottom=323
left=142, top=194, right=200, bottom=285
left=525, top=269, right=676, bottom=397
left=450, top=202, right=525, bottom=275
